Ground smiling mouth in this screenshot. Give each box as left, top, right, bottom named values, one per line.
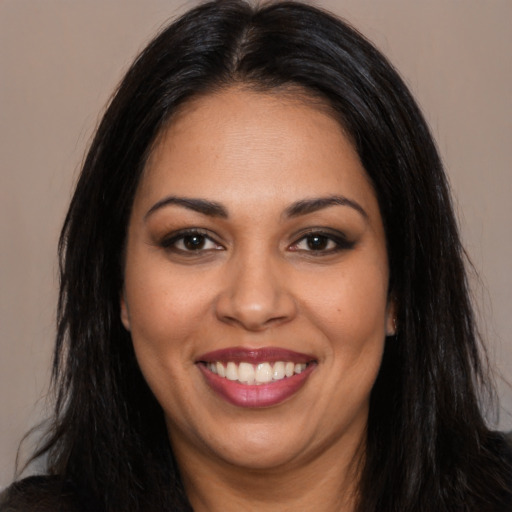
left=196, top=347, right=317, bottom=407
left=202, top=361, right=310, bottom=385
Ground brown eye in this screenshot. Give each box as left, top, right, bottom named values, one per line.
left=289, top=230, right=355, bottom=254
left=160, top=230, right=223, bottom=254
left=294, top=233, right=338, bottom=252
left=182, top=234, right=207, bottom=250
left=305, top=234, right=330, bottom=251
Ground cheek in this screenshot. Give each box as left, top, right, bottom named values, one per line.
left=124, top=255, right=213, bottom=345
left=299, top=260, right=389, bottom=344
left=124, top=267, right=208, bottom=406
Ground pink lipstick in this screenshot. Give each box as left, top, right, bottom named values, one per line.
left=196, top=347, right=317, bottom=408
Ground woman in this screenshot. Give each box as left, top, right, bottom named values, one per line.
left=2, top=1, right=511, bottom=510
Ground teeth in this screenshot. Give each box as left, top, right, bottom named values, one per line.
left=206, top=361, right=309, bottom=384
left=255, top=363, right=273, bottom=384
left=238, top=362, right=255, bottom=384
left=226, top=362, right=238, bottom=381
left=216, top=361, right=225, bottom=377
left=273, top=361, right=285, bottom=380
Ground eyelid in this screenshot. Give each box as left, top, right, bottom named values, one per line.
left=157, top=226, right=354, bottom=255
left=159, top=228, right=224, bottom=252
left=288, top=228, right=355, bottom=253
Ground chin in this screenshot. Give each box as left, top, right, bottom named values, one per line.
left=214, top=436, right=306, bottom=471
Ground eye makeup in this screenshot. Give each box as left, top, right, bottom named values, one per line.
left=288, top=228, right=356, bottom=255
left=158, top=228, right=224, bottom=255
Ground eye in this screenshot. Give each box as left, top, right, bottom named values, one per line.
left=289, top=230, right=354, bottom=254
left=161, top=230, right=223, bottom=254
left=296, top=234, right=336, bottom=251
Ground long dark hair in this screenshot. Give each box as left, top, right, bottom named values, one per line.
left=14, top=1, right=511, bottom=510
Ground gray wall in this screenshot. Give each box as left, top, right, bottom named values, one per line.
left=1, top=0, right=511, bottom=488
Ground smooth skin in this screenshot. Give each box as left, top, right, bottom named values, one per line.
left=121, top=87, right=395, bottom=512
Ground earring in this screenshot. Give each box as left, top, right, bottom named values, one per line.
left=387, top=316, right=398, bottom=338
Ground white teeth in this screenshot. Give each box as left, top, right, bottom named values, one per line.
left=226, top=362, right=238, bottom=381
left=206, top=361, right=310, bottom=384
left=294, top=363, right=306, bottom=374
left=216, top=361, right=226, bottom=377
left=238, top=362, right=255, bottom=384
left=273, top=361, right=285, bottom=380
left=255, top=363, right=273, bottom=384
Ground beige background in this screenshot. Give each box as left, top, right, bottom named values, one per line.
left=1, top=0, right=511, bottom=489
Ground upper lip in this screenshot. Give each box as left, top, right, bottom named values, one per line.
left=196, top=346, right=316, bottom=365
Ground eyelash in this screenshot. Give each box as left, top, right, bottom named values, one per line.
left=160, top=229, right=224, bottom=254
left=159, top=228, right=354, bottom=256
left=289, top=230, right=355, bottom=254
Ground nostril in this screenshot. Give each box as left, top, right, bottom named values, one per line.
left=213, top=264, right=298, bottom=329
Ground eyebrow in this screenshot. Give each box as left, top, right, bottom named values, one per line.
left=144, top=196, right=228, bottom=220
left=284, top=195, right=368, bottom=220
left=144, top=194, right=367, bottom=222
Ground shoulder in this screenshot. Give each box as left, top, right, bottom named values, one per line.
left=0, top=475, right=84, bottom=512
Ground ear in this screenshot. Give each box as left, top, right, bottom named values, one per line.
left=120, top=291, right=131, bottom=331
left=385, top=297, right=397, bottom=337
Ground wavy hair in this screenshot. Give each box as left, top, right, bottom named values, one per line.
left=13, top=1, right=511, bottom=510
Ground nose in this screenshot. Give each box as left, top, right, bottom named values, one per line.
left=214, top=252, right=297, bottom=331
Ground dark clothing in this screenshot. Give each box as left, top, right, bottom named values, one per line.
left=0, top=476, right=88, bottom=512
left=2, top=433, right=512, bottom=511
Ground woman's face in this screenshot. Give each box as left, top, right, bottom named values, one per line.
left=121, top=88, right=394, bottom=472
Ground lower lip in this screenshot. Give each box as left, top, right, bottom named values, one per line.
left=198, top=363, right=316, bottom=408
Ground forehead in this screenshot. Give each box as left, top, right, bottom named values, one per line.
left=137, top=87, right=377, bottom=216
